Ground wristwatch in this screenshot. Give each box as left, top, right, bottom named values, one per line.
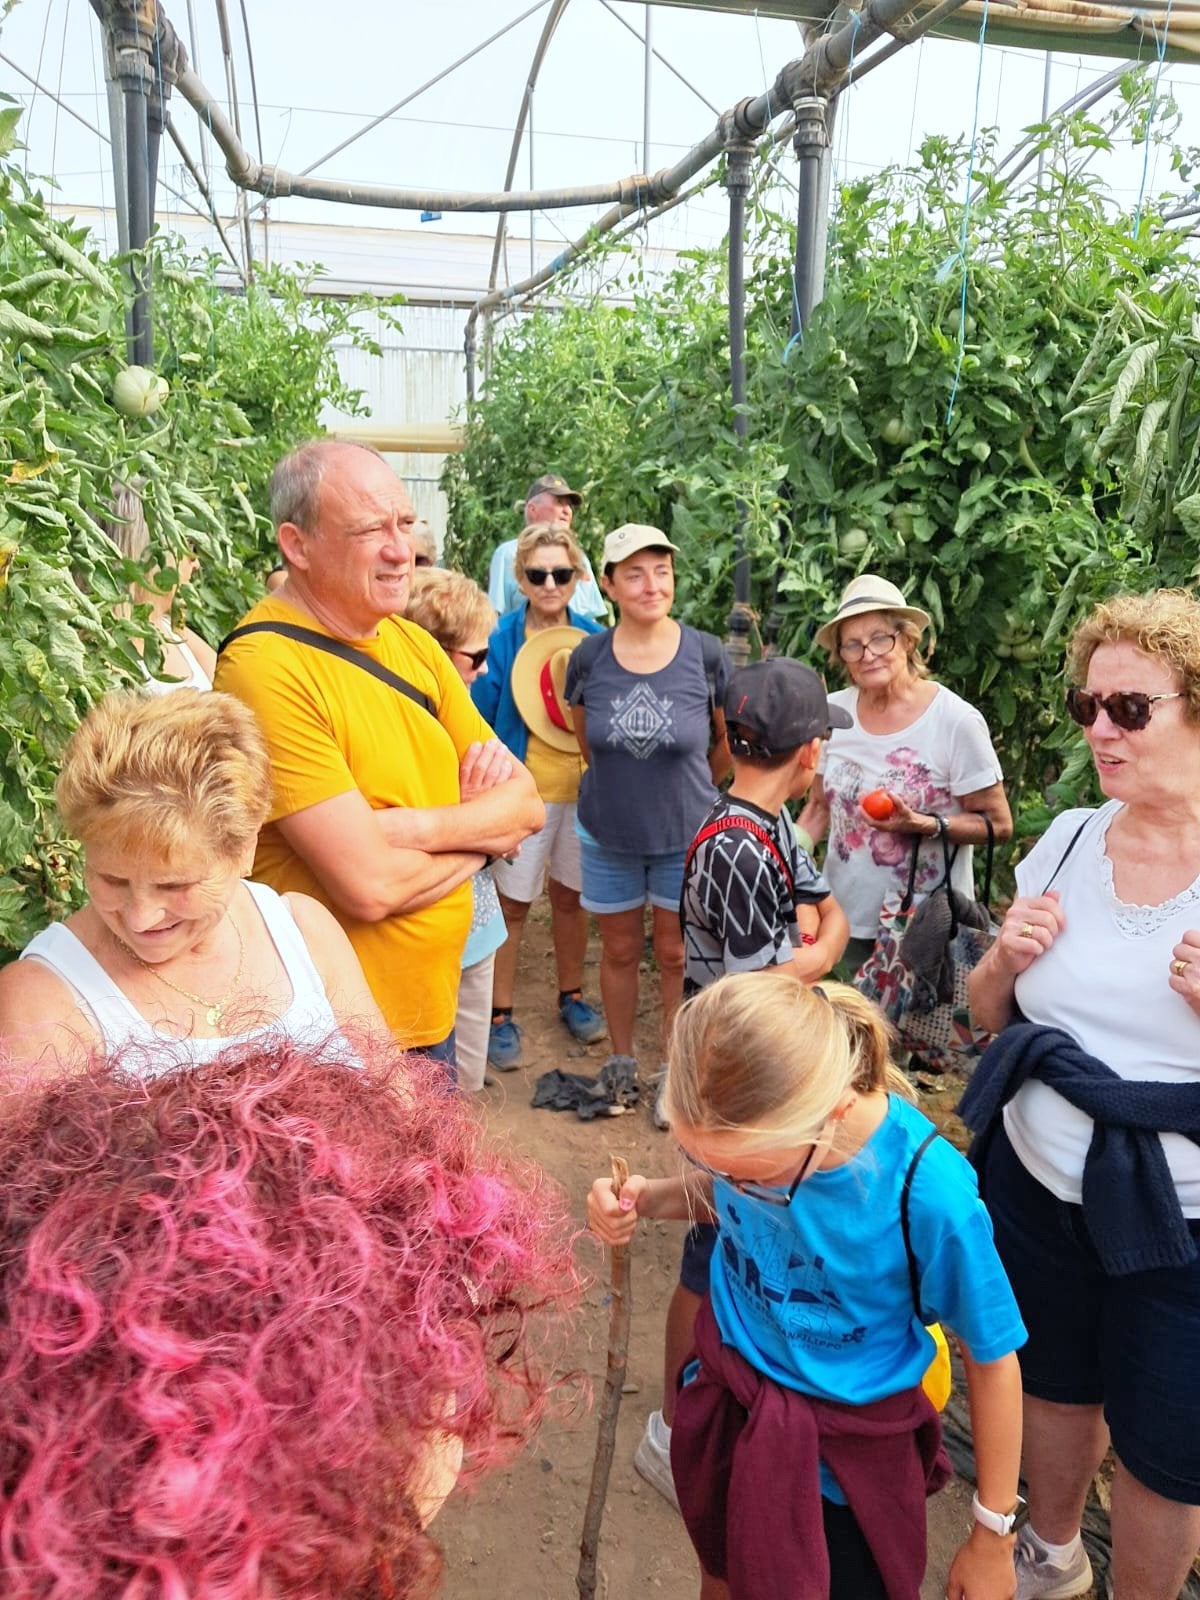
left=971, top=1492, right=1029, bottom=1536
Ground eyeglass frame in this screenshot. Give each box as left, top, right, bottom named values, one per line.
left=523, top=565, right=578, bottom=588
left=677, top=1132, right=825, bottom=1207
left=412, top=553, right=435, bottom=568
left=450, top=645, right=489, bottom=670
left=837, top=630, right=899, bottom=663
left=1065, top=687, right=1184, bottom=732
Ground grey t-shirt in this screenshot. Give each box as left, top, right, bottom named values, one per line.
left=566, top=625, right=729, bottom=855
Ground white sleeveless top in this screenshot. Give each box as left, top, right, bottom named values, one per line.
left=20, top=881, right=343, bottom=1072
left=141, top=627, right=213, bottom=695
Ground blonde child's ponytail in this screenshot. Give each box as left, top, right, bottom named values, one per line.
left=819, top=982, right=914, bottom=1101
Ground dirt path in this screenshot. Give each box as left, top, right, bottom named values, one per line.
left=434, top=906, right=993, bottom=1599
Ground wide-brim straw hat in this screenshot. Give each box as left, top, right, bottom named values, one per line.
left=813, top=574, right=931, bottom=655
left=510, top=625, right=589, bottom=753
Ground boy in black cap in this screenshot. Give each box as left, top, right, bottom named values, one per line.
left=634, top=657, right=851, bottom=1510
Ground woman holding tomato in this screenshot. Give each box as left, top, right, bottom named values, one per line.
left=799, top=575, right=1012, bottom=970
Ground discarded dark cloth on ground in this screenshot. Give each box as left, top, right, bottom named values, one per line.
left=531, top=1054, right=639, bottom=1120
left=671, top=1297, right=950, bottom=1600
left=960, top=1020, right=1200, bottom=1275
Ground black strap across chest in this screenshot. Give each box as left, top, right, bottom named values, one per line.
left=218, top=620, right=436, bottom=716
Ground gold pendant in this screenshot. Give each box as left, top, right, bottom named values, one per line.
left=206, top=1003, right=222, bottom=1028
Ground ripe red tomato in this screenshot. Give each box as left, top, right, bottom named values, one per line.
left=861, top=788, right=895, bottom=821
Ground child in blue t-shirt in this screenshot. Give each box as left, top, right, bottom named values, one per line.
left=588, top=971, right=1027, bottom=1600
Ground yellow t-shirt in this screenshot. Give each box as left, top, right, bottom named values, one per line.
left=214, top=597, right=495, bottom=1047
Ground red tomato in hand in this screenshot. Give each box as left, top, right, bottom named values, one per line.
left=862, top=788, right=895, bottom=821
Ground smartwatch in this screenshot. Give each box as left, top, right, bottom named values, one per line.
left=971, top=1492, right=1029, bottom=1536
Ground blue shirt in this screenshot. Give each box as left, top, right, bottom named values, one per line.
left=709, top=1095, right=1026, bottom=1405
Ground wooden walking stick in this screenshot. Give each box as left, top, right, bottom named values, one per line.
left=577, top=1154, right=632, bottom=1600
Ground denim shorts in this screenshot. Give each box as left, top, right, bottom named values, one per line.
left=982, top=1125, right=1200, bottom=1504
left=679, top=1222, right=718, bottom=1296
left=578, top=830, right=687, bottom=915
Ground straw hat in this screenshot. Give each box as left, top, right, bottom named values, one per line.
left=511, top=625, right=589, bottom=753
left=813, top=574, right=931, bottom=654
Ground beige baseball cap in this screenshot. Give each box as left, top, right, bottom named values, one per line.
left=601, top=523, right=680, bottom=569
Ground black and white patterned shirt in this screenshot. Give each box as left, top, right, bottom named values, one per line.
left=681, top=795, right=830, bottom=994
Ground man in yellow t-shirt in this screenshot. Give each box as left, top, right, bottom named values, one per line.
left=215, top=441, right=544, bottom=1060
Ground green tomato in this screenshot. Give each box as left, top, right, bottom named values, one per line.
left=881, top=417, right=912, bottom=447
left=968, top=441, right=991, bottom=462
left=839, top=529, right=870, bottom=557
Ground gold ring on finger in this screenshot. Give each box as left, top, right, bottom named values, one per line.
left=1020, top=922, right=1036, bottom=939
left=1173, top=958, right=1189, bottom=977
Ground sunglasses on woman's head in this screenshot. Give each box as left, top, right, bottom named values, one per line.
left=1065, top=687, right=1184, bottom=732
left=524, top=566, right=575, bottom=587
left=451, top=645, right=489, bottom=670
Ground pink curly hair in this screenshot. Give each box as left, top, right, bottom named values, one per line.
left=0, top=1037, right=583, bottom=1599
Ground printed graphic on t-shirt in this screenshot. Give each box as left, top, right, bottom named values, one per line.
left=605, top=680, right=678, bottom=760
left=826, top=745, right=953, bottom=899
left=719, top=1198, right=867, bottom=1350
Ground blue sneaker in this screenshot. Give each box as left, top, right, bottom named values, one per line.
left=488, top=1017, right=523, bottom=1070
left=559, top=995, right=607, bottom=1044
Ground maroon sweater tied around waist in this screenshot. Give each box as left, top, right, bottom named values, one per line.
left=670, top=1298, right=952, bottom=1600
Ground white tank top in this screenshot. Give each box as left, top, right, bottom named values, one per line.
left=141, top=627, right=213, bottom=695
left=20, top=881, right=344, bottom=1072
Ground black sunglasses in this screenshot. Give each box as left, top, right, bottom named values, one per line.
left=1065, top=687, right=1183, bottom=732
left=678, top=1137, right=823, bottom=1206
left=524, top=566, right=576, bottom=587
left=413, top=554, right=434, bottom=568
left=451, top=645, right=489, bottom=670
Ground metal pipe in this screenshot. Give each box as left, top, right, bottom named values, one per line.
left=726, top=139, right=754, bottom=655
left=790, top=96, right=829, bottom=337
left=597, top=0, right=720, bottom=115
left=643, top=4, right=652, bottom=172
left=165, top=116, right=246, bottom=279
left=125, top=84, right=153, bottom=363
left=1037, top=52, right=1053, bottom=189
left=213, top=0, right=253, bottom=278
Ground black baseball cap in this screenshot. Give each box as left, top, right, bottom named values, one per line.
left=724, top=658, right=853, bottom=758
left=526, top=473, right=582, bottom=505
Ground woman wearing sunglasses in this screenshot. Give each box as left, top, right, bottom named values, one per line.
left=967, top=589, right=1200, bottom=1600
left=800, top=574, right=1012, bottom=975
left=470, top=523, right=606, bottom=1068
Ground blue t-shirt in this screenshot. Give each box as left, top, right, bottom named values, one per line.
left=565, top=624, right=730, bottom=855
left=708, top=1095, right=1026, bottom=1405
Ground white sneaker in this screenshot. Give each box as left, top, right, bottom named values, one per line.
left=633, top=1409, right=679, bottom=1511
left=1014, top=1528, right=1094, bottom=1599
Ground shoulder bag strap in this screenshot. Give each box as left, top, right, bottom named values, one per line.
left=901, top=1129, right=938, bottom=1322
left=899, top=833, right=923, bottom=914
left=218, top=621, right=435, bottom=716
left=566, top=627, right=609, bottom=703
left=1041, top=814, right=1093, bottom=895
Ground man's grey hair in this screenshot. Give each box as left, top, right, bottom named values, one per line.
left=269, top=439, right=386, bottom=533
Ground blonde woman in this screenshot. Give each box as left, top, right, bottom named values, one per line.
left=0, top=690, right=385, bottom=1073
left=472, top=522, right=606, bottom=1068
left=589, top=971, right=1025, bottom=1600
left=967, top=589, right=1200, bottom=1600
left=405, top=568, right=507, bottom=1092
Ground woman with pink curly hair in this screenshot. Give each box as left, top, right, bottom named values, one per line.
left=0, top=1036, right=582, bottom=1599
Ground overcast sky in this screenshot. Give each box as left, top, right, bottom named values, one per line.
left=1, top=1, right=1196, bottom=267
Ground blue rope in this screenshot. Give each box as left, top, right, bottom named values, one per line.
left=944, top=0, right=988, bottom=428
left=1132, top=0, right=1174, bottom=238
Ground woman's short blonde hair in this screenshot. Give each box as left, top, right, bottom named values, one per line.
left=405, top=569, right=496, bottom=651
left=831, top=612, right=930, bottom=681
left=57, top=690, right=273, bottom=865
left=1069, top=589, right=1200, bottom=723
left=513, top=523, right=586, bottom=584
left=662, top=972, right=911, bottom=1156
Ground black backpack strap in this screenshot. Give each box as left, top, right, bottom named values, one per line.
left=218, top=621, right=435, bottom=715
left=684, top=813, right=795, bottom=896
left=901, top=1129, right=938, bottom=1322
left=564, top=628, right=609, bottom=704
left=1041, top=814, right=1092, bottom=894
left=696, top=629, right=727, bottom=712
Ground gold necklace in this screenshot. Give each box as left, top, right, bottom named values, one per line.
left=116, top=910, right=247, bottom=1030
